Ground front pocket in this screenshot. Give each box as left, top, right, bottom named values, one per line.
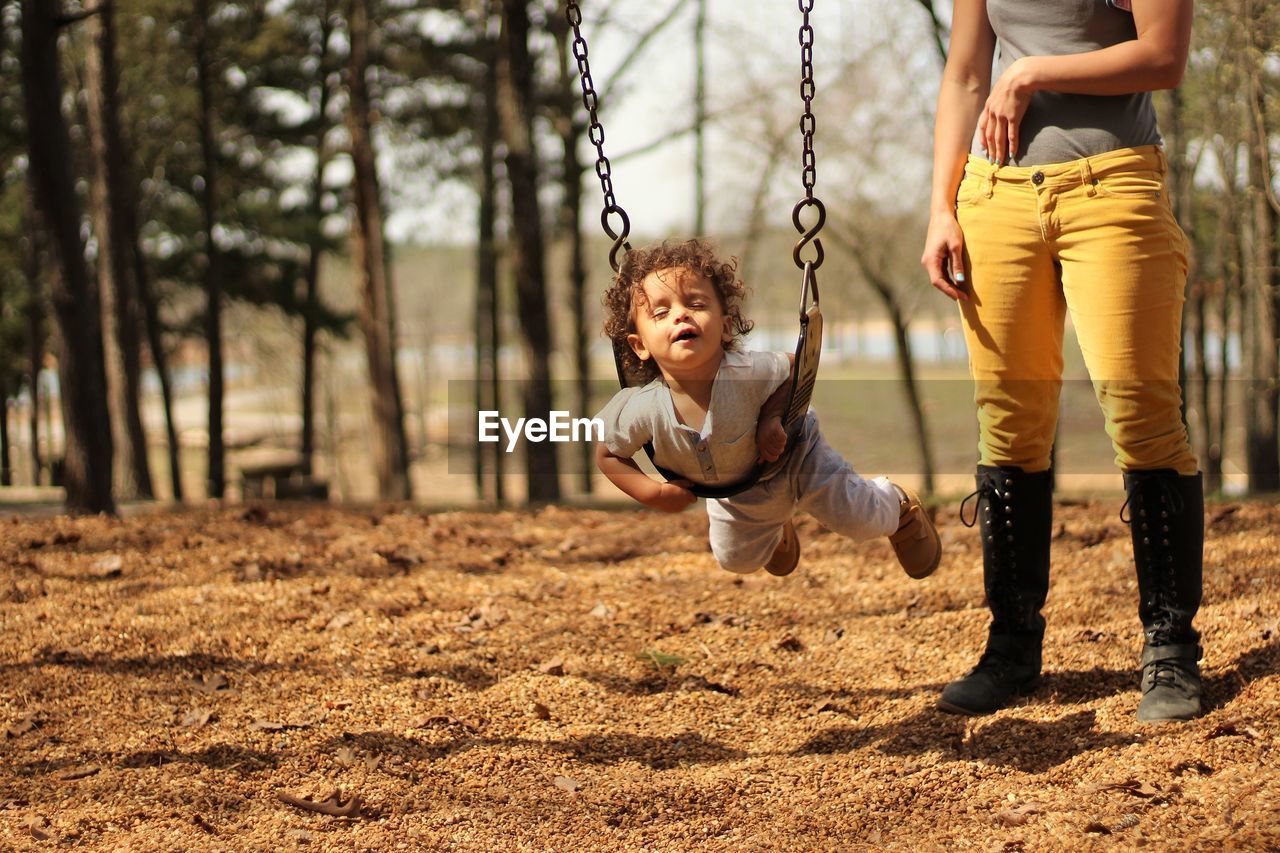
left=1094, top=169, right=1165, bottom=200
left=955, top=172, right=989, bottom=208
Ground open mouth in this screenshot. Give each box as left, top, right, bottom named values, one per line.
left=674, top=329, right=698, bottom=342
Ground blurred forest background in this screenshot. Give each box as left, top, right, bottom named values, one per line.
left=0, top=0, right=1277, bottom=513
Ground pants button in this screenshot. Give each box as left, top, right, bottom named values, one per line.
left=1031, top=171, right=1045, bottom=185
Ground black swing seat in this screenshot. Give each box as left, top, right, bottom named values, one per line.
left=648, top=262, right=822, bottom=500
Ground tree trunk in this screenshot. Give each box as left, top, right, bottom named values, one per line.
left=553, top=12, right=591, bottom=495
left=693, top=0, right=707, bottom=235
left=194, top=0, right=225, bottom=499
left=136, top=248, right=183, bottom=501
left=20, top=0, right=115, bottom=514
left=346, top=0, right=411, bottom=500
left=1243, top=7, right=1280, bottom=491
left=830, top=227, right=937, bottom=495
left=497, top=0, right=559, bottom=503
left=301, top=2, right=336, bottom=479
left=84, top=0, right=153, bottom=501
left=0, top=378, right=11, bottom=487
left=21, top=180, right=44, bottom=486
left=475, top=22, right=503, bottom=504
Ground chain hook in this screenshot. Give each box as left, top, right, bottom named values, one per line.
left=602, top=206, right=632, bottom=273
left=792, top=197, right=825, bottom=270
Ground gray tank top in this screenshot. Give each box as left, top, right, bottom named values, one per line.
left=980, top=0, right=1162, bottom=166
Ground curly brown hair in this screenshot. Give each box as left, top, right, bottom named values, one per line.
left=602, top=239, right=753, bottom=384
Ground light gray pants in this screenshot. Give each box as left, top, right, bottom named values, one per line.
left=707, top=412, right=900, bottom=573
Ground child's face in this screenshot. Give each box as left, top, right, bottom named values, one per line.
left=627, top=267, right=733, bottom=380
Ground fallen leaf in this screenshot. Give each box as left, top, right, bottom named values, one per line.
left=277, top=789, right=361, bottom=818
left=993, top=802, right=1042, bottom=827
left=180, top=709, right=213, bottom=728
left=417, top=714, right=481, bottom=733
left=808, top=698, right=838, bottom=715
left=325, top=612, right=356, bottom=631
left=456, top=600, right=507, bottom=632
left=27, top=816, right=53, bottom=841
left=531, top=702, right=551, bottom=720
left=538, top=658, right=565, bottom=676
left=775, top=634, right=804, bottom=653
left=1115, top=813, right=1140, bottom=830
left=1206, top=719, right=1262, bottom=741
left=638, top=649, right=687, bottom=668
left=251, top=719, right=286, bottom=732
left=0, top=799, right=29, bottom=810
left=5, top=714, right=38, bottom=738
left=336, top=746, right=359, bottom=767
left=189, top=673, right=230, bottom=696
left=57, top=766, right=100, bottom=781
left=192, top=814, right=217, bottom=835
left=1171, top=759, right=1213, bottom=777
left=90, top=555, right=124, bottom=578
left=553, top=775, right=581, bottom=793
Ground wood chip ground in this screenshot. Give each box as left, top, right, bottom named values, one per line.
left=1, top=502, right=1277, bottom=848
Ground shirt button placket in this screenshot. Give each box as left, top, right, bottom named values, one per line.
left=696, top=439, right=715, bottom=479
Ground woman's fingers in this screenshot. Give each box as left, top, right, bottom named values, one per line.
left=924, top=249, right=961, bottom=301
left=949, top=242, right=969, bottom=301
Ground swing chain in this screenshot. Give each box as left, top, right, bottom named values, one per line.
left=792, top=0, right=825, bottom=271
left=565, top=0, right=631, bottom=272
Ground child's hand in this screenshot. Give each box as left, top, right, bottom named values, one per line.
left=756, top=416, right=787, bottom=462
left=648, top=480, right=696, bottom=513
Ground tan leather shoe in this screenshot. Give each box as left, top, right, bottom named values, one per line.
left=889, top=484, right=941, bottom=579
left=764, top=520, right=800, bottom=576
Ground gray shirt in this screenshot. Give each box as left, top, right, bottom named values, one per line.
left=596, top=350, right=791, bottom=485
left=982, top=0, right=1162, bottom=166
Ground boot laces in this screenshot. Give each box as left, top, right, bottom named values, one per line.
left=960, top=480, right=1000, bottom=528
left=1123, top=474, right=1187, bottom=646
left=964, top=475, right=1023, bottom=618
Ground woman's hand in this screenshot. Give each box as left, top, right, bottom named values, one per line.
left=977, top=56, right=1036, bottom=165
left=921, top=212, right=968, bottom=301
left=647, top=481, right=696, bottom=513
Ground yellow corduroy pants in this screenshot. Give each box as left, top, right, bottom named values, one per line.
left=956, top=144, right=1197, bottom=475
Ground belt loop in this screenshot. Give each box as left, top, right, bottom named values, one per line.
left=1081, top=158, right=1098, bottom=198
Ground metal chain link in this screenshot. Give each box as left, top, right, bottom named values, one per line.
left=792, top=0, right=825, bottom=270
left=565, top=0, right=631, bottom=272
left=798, top=0, right=817, bottom=198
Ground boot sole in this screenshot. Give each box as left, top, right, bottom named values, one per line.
left=935, top=677, right=1042, bottom=716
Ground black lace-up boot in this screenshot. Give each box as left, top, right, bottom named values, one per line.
left=1122, top=469, right=1204, bottom=722
left=939, top=466, right=1054, bottom=715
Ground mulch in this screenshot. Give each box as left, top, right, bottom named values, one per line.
left=1, top=500, right=1277, bottom=849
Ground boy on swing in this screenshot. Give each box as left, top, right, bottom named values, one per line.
left=595, top=239, right=942, bottom=578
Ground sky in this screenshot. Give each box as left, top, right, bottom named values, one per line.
left=384, top=0, right=947, bottom=244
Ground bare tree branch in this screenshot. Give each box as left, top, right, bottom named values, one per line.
left=600, top=0, right=690, bottom=104
left=911, top=0, right=948, bottom=67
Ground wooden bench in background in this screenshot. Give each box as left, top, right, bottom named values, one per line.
left=238, top=453, right=329, bottom=501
